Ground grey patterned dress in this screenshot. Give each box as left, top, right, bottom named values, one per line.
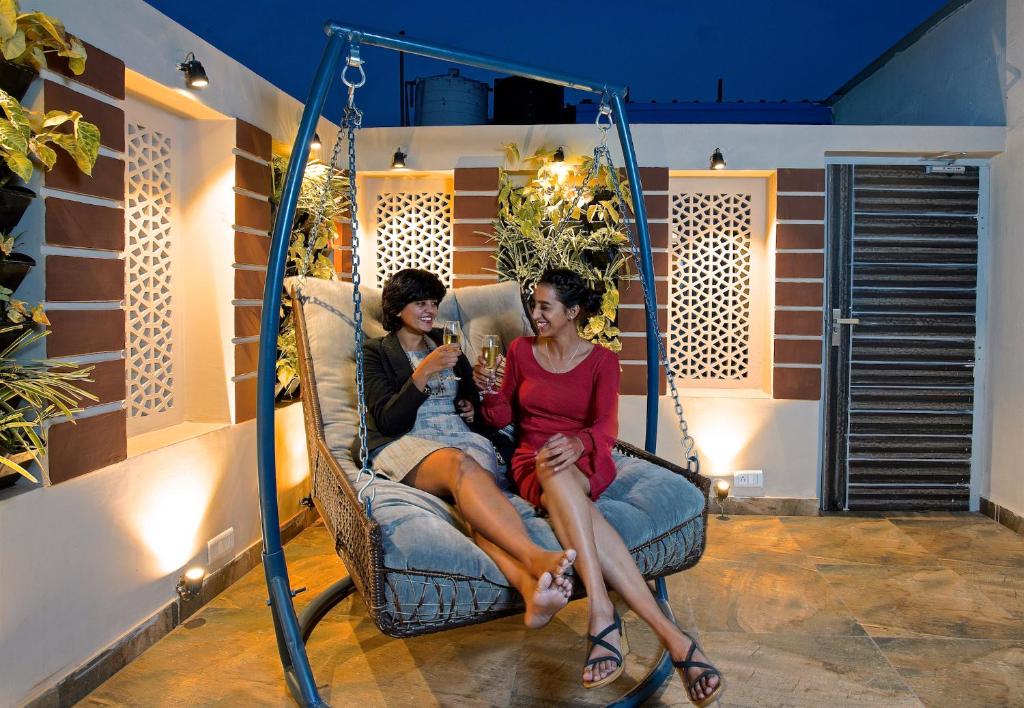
left=369, top=345, right=507, bottom=489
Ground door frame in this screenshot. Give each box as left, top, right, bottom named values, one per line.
left=820, top=156, right=991, bottom=512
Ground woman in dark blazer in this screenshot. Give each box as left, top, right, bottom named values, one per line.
left=360, top=268, right=576, bottom=630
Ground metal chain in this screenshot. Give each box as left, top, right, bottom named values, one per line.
left=536, top=98, right=612, bottom=276
left=595, top=112, right=698, bottom=472
left=339, top=46, right=375, bottom=508
left=301, top=127, right=346, bottom=279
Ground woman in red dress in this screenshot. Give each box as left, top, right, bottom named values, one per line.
left=475, top=269, right=723, bottom=705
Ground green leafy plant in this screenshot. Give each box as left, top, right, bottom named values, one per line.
left=0, top=326, right=95, bottom=482
left=0, top=1, right=87, bottom=74
left=487, top=144, right=634, bottom=352
left=0, top=87, right=100, bottom=185
left=269, top=156, right=349, bottom=398
left=0, top=232, right=47, bottom=326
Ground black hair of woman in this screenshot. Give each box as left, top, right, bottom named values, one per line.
left=381, top=268, right=447, bottom=332
left=537, top=268, right=604, bottom=319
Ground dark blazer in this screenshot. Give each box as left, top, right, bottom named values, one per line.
left=356, top=329, right=486, bottom=463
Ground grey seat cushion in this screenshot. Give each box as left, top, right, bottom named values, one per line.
left=291, top=278, right=705, bottom=629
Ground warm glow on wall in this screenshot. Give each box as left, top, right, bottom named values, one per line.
left=134, top=472, right=216, bottom=575
left=688, top=406, right=765, bottom=476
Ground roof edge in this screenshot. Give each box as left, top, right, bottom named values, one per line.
left=823, top=0, right=974, bottom=106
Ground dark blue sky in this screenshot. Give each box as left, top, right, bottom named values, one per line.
left=145, top=0, right=948, bottom=126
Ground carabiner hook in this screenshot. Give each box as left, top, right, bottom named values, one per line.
left=342, top=44, right=367, bottom=109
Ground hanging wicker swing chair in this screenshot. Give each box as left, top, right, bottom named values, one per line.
left=257, top=23, right=710, bottom=708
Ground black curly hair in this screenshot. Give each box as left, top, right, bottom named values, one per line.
left=381, top=268, right=446, bottom=332
left=536, top=268, right=603, bottom=319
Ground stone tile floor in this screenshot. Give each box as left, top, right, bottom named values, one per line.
left=84, top=513, right=1024, bottom=707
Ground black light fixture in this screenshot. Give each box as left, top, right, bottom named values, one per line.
left=714, top=479, right=731, bottom=520
left=310, top=133, right=322, bottom=150
left=176, top=52, right=209, bottom=89
left=391, top=147, right=408, bottom=170
left=552, top=146, right=565, bottom=163
left=175, top=566, right=206, bottom=601
left=709, top=147, right=727, bottom=170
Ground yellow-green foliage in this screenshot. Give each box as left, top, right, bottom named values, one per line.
left=0, top=87, right=99, bottom=183
left=0, top=1, right=87, bottom=74
left=488, top=144, right=633, bottom=352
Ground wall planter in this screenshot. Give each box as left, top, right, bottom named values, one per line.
left=0, top=183, right=35, bottom=233
left=0, top=252, right=34, bottom=292
left=0, top=59, right=36, bottom=101
left=0, top=449, right=33, bottom=489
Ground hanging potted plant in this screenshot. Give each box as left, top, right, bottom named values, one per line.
left=0, top=2, right=87, bottom=100
left=0, top=86, right=99, bottom=232
left=0, top=326, right=94, bottom=489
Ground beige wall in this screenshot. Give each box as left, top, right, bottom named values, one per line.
left=986, top=0, right=1024, bottom=517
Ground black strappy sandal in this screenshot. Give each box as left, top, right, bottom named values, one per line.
left=673, top=631, right=726, bottom=706
left=582, top=611, right=629, bottom=689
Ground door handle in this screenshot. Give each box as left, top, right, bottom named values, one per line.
left=831, top=308, right=860, bottom=346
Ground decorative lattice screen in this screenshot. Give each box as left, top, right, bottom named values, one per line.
left=669, top=192, right=753, bottom=380
left=374, top=192, right=453, bottom=287
left=125, top=124, right=174, bottom=417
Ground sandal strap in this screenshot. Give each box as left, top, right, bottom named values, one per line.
left=585, top=655, right=622, bottom=669
left=586, top=614, right=623, bottom=666
left=673, top=659, right=717, bottom=673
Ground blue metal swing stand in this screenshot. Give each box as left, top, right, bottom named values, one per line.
left=258, top=22, right=667, bottom=707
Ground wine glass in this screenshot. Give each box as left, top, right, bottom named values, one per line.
left=482, top=334, right=501, bottom=393
left=440, top=321, right=462, bottom=382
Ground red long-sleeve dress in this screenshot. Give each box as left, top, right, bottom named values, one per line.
left=481, top=336, right=620, bottom=507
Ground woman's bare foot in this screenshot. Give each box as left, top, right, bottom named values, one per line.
left=524, top=571, right=572, bottom=629
left=530, top=548, right=576, bottom=588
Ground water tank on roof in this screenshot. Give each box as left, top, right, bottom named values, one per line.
left=412, top=68, right=489, bottom=126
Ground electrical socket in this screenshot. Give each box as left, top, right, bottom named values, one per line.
left=207, top=527, right=235, bottom=567
left=732, top=470, right=764, bottom=497
left=734, top=470, right=763, bottom=488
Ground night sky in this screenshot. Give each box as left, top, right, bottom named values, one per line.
left=144, top=0, right=948, bottom=126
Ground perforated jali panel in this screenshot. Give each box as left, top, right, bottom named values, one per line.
left=125, top=124, right=174, bottom=418
left=374, top=192, right=453, bottom=287
left=669, top=192, right=753, bottom=381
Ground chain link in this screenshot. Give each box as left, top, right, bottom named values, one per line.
left=594, top=118, right=699, bottom=472
left=301, top=126, right=347, bottom=279
left=338, top=46, right=375, bottom=508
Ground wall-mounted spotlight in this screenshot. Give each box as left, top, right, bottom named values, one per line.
left=714, top=478, right=731, bottom=520
left=552, top=146, right=565, bottom=163
left=310, top=133, right=322, bottom=151
left=175, top=565, right=206, bottom=601
left=391, top=147, right=408, bottom=170
left=709, top=147, right=727, bottom=170
left=176, top=52, right=209, bottom=89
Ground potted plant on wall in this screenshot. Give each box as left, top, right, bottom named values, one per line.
left=0, top=83, right=99, bottom=234
left=0, top=326, right=94, bottom=489
left=0, top=1, right=87, bottom=100
left=486, top=144, right=632, bottom=352
left=269, top=155, right=348, bottom=400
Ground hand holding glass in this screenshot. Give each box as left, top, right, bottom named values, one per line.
left=440, top=321, right=462, bottom=382
left=482, top=335, right=501, bottom=392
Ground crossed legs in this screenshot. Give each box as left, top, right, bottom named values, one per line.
left=536, top=462, right=721, bottom=700
left=404, top=448, right=575, bottom=628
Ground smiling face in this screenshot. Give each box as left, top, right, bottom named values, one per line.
left=398, top=298, right=439, bottom=334
left=531, top=283, right=579, bottom=336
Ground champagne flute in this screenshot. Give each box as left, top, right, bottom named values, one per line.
left=482, top=334, right=500, bottom=393
left=440, top=321, right=462, bottom=382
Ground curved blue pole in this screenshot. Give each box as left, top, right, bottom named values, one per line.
left=609, top=93, right=660, bottom=454
left=256, top=29, right=345, bottom=708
